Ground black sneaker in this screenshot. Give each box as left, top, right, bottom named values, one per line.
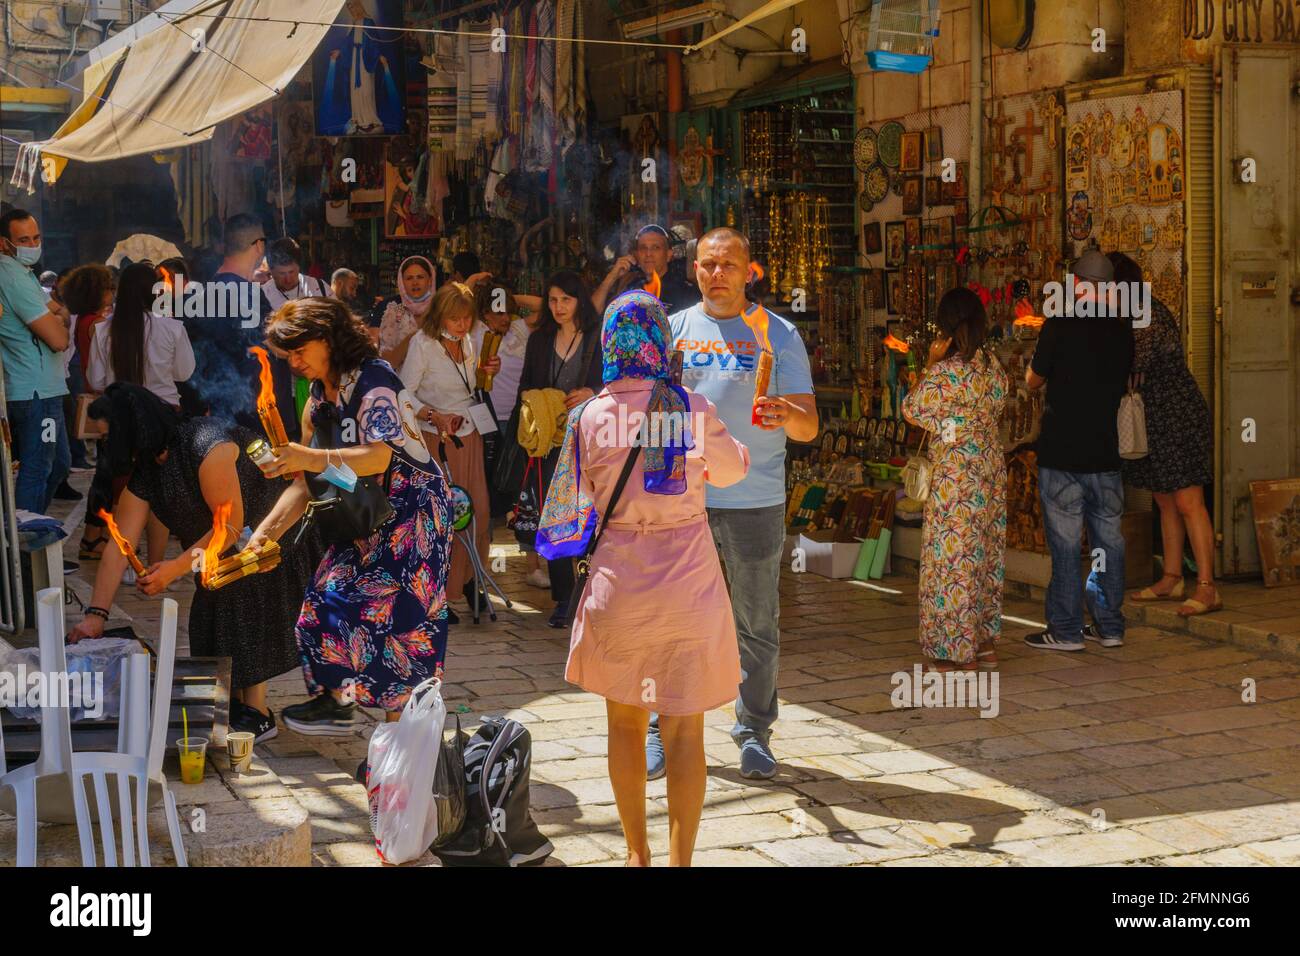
left=1024, top=629, right=1085, bottom=652
left=547, top=602, right=569, bottom=628
left=282, top=694, right=357, bottom=736
left=231, top=702, right=278, bottom=742
left=1083, top=624, right=1124, bottom=648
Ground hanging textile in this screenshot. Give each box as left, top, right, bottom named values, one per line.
left=210, top=120, right=258, bottom=219
left=508, top=5, right=526, bottom=137
left=523, top=0, right=555, bottom=173
left=555, top=0, right=587, bottom=156
left=169, top=139, right=215, bottom=250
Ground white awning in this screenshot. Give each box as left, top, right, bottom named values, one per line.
left=39, top=0, right=346, bottom=168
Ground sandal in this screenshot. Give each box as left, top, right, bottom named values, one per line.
left=79, top=536, right=108, bottom=560
left=976, top=647, right=998, bottom=671
left=1177, top=581, right=1222, bottom=617
left=1132, top=573, right=1184, bottom=602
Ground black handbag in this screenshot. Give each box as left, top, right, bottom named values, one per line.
left=561, top=439, right=642, bottom=628
left=297, top=401, right=395, bottom=546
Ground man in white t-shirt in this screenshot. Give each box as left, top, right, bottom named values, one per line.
left=260, top=237, right=329, bottom=313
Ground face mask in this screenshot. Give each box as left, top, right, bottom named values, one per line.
left=10, top=243, right=41, bottom=266
left=320, top=449, right=358, bottom=493
left=407, top=289, right=432, bottom=305
left=440, top=330, right=462, bottom=342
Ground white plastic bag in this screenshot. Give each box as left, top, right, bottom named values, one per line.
left=366, top=676, right=447, bottom=864
left=1, top=637, right=141, bottom=721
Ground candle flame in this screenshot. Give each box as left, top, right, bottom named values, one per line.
left=158, top=265, right=174, bottom=292
left=201, top=502, right=232, bottom=589
left=97, top=508, right=144, bottom=573
left=742, top=303, right=773, bottom=353
left=883, top=334, right=910, bottom=353
left=1012, top=299, right=1045, bottom=328
left=749, top=261, right=765, bottom=282
left=644, top=270, right=662, bottom=299
left=248, top=346, right=276, bottom=417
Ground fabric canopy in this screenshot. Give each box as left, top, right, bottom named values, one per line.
left=40, top=0, right=347, bottom=166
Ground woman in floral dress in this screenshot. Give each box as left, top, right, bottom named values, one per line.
left=249, top=297, right=454, bottom=733
left=903, top=288, right=1009, bottom=669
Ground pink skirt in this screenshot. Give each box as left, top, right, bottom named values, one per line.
left=565, top=515, right=741, bottom=715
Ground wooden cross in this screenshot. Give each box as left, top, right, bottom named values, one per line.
left=1012, top=109, right=1045, bottom=178
left=1040, top=94, right=1065, bottom=149
left=988, top=100, right=1013, bottom=159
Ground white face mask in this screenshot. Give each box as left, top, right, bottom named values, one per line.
left=440, top=330, right=463, bottom=342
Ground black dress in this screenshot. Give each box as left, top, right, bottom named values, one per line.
left=128, top=419, right=323, bottom=689
left=1120, top=297, right=1212, bottom=493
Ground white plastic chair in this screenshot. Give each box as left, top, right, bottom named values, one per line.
left=0, top=588, right=77, bottom=864
left=70, top=598, right=188, bottom=866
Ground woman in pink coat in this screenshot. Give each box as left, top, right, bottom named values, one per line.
left=538, top=290, right=749, bottom=867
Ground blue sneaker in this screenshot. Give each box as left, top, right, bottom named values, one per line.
left=738, top=737, right=777, bottom=780
left=645, top=721, right=666, bottom=780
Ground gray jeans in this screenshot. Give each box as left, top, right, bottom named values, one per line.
left=648, top=504, right=785, bottom=747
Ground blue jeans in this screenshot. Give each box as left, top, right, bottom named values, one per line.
left=1038, top=467, right=1126, bottom=641
left=9, top=393, right=71, bottom=514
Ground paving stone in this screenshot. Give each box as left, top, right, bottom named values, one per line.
left=751, top=829, right=929, bottom=866
left=990, top=829, right=1179, bottom=865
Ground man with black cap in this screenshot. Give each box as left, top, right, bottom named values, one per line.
left=593, top=223, right=701, bottom=314
left=1024, top=249, right=1134, bottom=652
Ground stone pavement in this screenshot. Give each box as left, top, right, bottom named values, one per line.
left=63, top=516, right=1300, bottom=868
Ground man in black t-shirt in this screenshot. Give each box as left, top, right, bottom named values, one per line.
left=593, top=223, right=703, bottom=315
left=1024, top=250, right=1134, bottom=652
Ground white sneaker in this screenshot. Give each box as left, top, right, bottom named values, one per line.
left=525, top=569, right=551, bottom=589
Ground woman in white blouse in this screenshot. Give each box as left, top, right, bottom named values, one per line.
left=400, top=281, right=500, bottom=617
left=86, top=262, right=196, bottom=568
left=87, top=262, right=196, bottom=407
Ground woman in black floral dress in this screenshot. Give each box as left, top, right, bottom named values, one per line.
left=1111, top=254, right=1219, bottom=616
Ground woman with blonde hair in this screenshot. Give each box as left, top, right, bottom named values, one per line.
left=399, top=282, right=500, bottom=621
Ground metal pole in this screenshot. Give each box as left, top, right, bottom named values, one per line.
left=968, top=0, right=983, bottom=208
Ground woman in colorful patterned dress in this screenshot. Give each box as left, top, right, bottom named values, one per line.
left=248, top=297, right=454, bottom=733
left=903, top=288, right=1009, bottom=670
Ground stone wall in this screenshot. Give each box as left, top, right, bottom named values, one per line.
left=854, top=0, right=1125, bottom=123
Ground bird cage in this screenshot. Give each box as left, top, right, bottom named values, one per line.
left=865, top=0, right=941, bottom=73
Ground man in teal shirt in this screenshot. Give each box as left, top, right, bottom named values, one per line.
left=0, top=208, right=71, bottom=513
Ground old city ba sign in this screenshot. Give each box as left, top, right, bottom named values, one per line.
left=1185, top=0, right=1300, bottom=41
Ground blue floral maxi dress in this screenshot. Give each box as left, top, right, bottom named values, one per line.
left=902, top=350, right=1009, bottom=664
left=295, top=359, right=455, bottom=713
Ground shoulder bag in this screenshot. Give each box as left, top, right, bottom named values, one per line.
left=297, top=400, right=395, bottom=545
left=560, top=436, right=643, bottom=628
left=1117, top=372, right=1148, bottom=460
left=901, top=430, right=933, bottom=502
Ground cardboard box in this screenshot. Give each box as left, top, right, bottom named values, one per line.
left=796, top=532, right=863, bottom=579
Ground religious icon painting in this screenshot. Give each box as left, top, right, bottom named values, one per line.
left=904, top=217, right=921, bottom=251
left=925, top=176, right=942, bottom=207
left=313, top=0, right=407, bottom=136
left=953, top=199, right=968, bottom=227
left=864, top=221, right=883, bottom=255
left=885, top=221, right=906, bottom=268
left=1120, top=210, right=1140, bottom=249
left=938, top=216, right=955, bottom=247
left=941, top=178, right=956, bottom=204
left=1065, top=122, right=1090, bottom=192
left=954, top=162, right=968, bottom=199
left=925, top=127, right=943, bottom=163
left=900, top=131, right=924, bottom=172
left=866, top=268, right=885, bottom=310
left=902, top=175, right=924, bottom=215
left=1111, top=115, right=1134, bottom=167
left=1139, top=215, right=1158, bottom=252
left=1067, top=190, right=1093, bottom=241
left=885, top=270, right=903, bottom=314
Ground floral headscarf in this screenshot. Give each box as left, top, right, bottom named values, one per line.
left=536, top=291, right=693, bottom=559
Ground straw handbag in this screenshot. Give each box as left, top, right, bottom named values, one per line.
left=1117, top=373, right=1148, bottom=460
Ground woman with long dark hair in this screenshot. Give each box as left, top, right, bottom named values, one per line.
left=87, top=262, right=196, bottom=568
left=513, top=270, right=604, bottom=627
left=902, top=287, right=1009, bottom=670
left=248, top=297, right=454, bottom=733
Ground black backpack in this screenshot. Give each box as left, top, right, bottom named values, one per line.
left=432, top=716, right=553, bottom=867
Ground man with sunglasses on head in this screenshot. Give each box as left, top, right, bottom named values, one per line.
left=594, top=223, right=702, bottom=315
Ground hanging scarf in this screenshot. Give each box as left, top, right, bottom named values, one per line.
left=536, top=291, right=693, bottom=560
left=523, top=0, right=555, bottom=172
left=555, top=0, right=586, bottom=156
left=397, top=255, right=436, bottom=317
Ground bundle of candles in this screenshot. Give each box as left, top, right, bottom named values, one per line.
left=476, top=330, right=502, bottom=391
left=199, top=502, right=281, bottom=590
left=203, top=541, right=281, bottom=591
left=247, top=346, right=296, bottom=480
left=643, top=270, right=661, bottom=299
left=97, top=509, right=145, bottom=575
